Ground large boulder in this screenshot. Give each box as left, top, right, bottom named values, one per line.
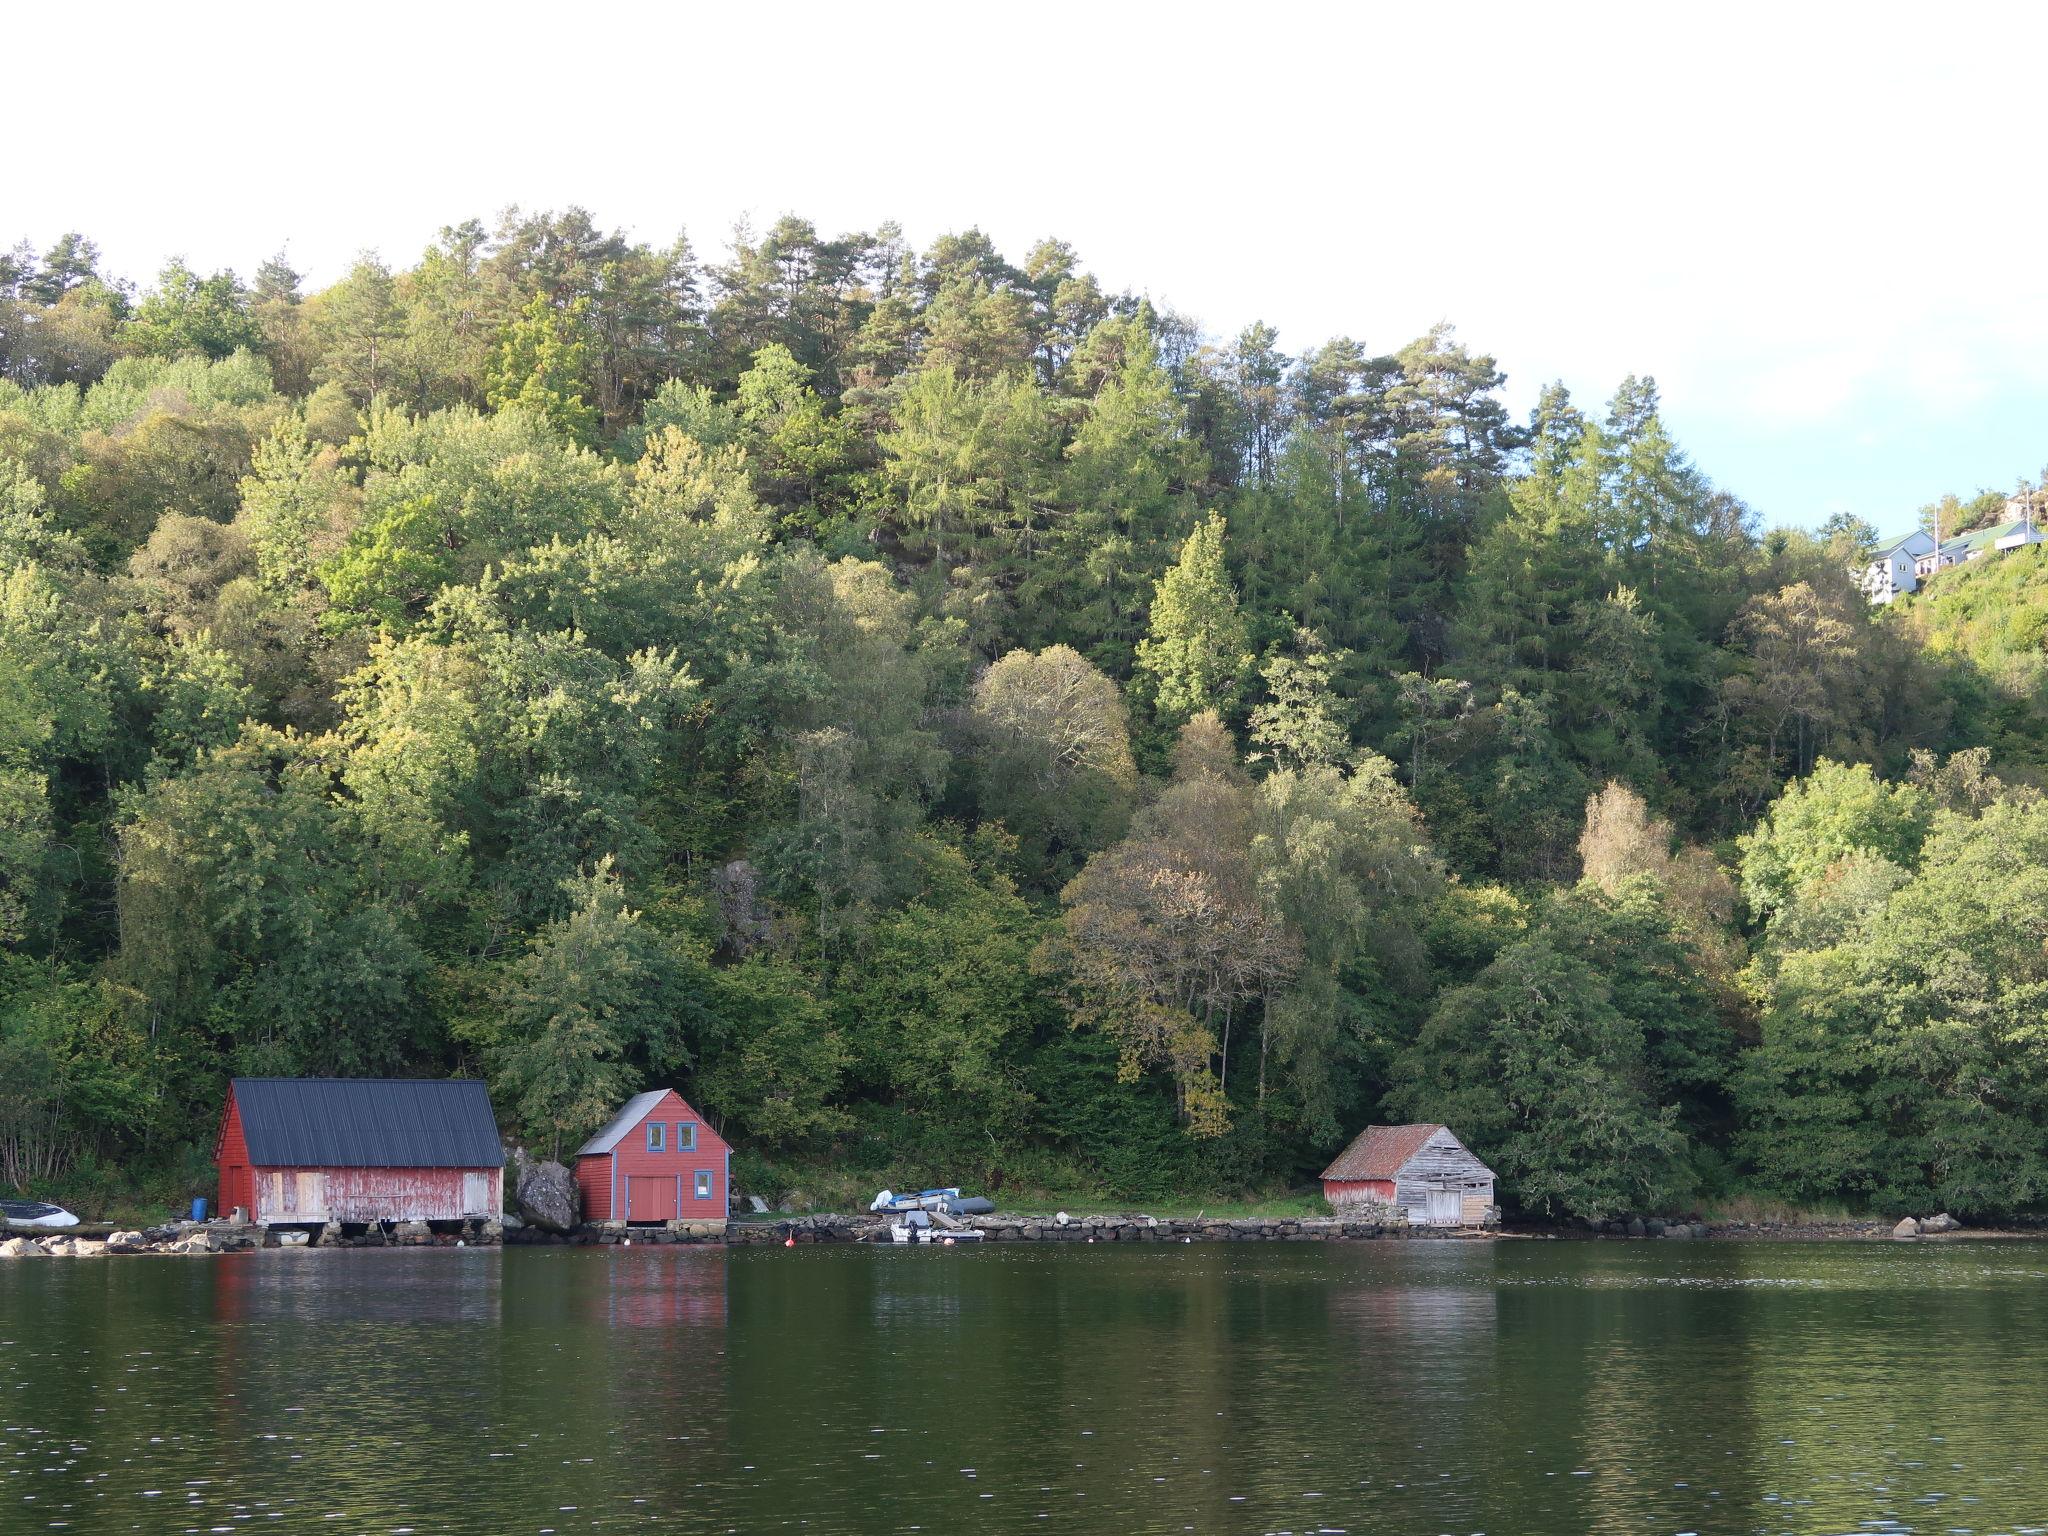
left=1921, top=1212, right=1961, bottom=1234
left=107, top=1230, right=146, bottom=1253
left=1892, top=1217, right=1921, bottom=1240
left=514, top=1155, right=580, bottom=1234
left=1, top=1236, right=46, bottom=1258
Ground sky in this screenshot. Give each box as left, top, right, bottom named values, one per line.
left=9, top=1, right=2045, bottom=535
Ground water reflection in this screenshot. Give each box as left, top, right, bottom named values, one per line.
left=5, top=1239, right=2048, bottom=1532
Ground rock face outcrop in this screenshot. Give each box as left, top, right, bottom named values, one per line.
left=513, top=1153, right=580, bottom=1233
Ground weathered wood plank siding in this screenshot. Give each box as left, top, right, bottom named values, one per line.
left=1323, top=1178, right=1398, bottom=1209
left=1394, top=1128, right=1495, bottom=1225
left=253, top=1165, right=501, bottom=1224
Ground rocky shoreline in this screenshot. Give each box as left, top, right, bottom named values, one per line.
left=3, top=1209, right=1424, bottom=1255
left=6, top=1206, right=2030, bottom=1258
left=601, top=1211, right=1423, bottom=1245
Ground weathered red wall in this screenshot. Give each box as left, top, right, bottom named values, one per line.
left=1323, top=1177, right=1397, bottom=1206
left=577, top=1089, right=730, bottom=1223
left=251, top=1164, right=500, bottom=1224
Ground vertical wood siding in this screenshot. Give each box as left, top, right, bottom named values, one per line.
left=1322, top=1178, right=1397, bottom=1207
left=216, top=1095, right=253, bottom=1218
left=1393, top=1129, right=1495, bottom=1224
left=250, top=1164, right=501, bottom=1224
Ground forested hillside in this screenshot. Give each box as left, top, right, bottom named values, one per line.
left=4, top=213, right=2046, bottom=1219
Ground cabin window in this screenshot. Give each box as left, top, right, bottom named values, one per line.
left=695, top=1170, right=714, bottom=1199
left=677, top=1123, right=697, bottom=1152
left=647, top=1122, right=665, bottom=1153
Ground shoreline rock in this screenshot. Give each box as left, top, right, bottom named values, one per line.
left=510, top=1150, right=580, bottom=1234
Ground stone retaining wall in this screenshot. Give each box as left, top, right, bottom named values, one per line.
left=720, top=1211, right=1425, bottom=1245
left=10, top=1208, right=1479, bottom=1257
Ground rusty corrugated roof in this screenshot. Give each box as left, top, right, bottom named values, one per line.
left=231, top=1078, right=501, bottom=1168
left=1320, top=1123, right=1443, bottom=1182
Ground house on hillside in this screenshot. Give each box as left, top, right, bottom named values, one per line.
left=1913, top=516, right=2046, bottom=581
left=576, top=1089, right=731, bottom=1224
left=1321, top=1123, right=1498, bottom=1227
left=216, top=1077, right=503, bottom=1228
left=1860, top=512, right=2045, bottom=604
left=1859, top=529, right=1935, bottom=604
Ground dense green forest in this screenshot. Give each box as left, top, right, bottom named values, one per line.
left=5, top=213, right=2047, bottom=1221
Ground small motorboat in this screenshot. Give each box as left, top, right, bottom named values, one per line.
left=889, top=1217, right=985, bottom=1244
left=0, top=1199, right=80, bottom=1231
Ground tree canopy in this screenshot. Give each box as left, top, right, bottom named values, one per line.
left=4, top=210, right=2047, bottom=1220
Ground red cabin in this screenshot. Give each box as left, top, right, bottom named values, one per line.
left=575, top=1089, right=731, bottom=1224
left=216, top=1077, right=504, bottom=1227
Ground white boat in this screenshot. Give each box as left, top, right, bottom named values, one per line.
left=0, top=1199, right=80, bottom=1231
left=888, top=1213, right=984, bottom=1244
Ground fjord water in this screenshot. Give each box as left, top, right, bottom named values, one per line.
left=6, top=1241, right=2048, bottom=1534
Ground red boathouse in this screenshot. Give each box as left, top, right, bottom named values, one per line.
left=575, top=1089, right=731, bottom=1224
left=1320, top=1122, right=1498, bottom=1227
left=216, top=1077, right=505, bottom=1227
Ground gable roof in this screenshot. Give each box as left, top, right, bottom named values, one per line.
left=576, top=1090, right=671, bottom=1156
left=230, top=1078, right=501, bottom=1168
left=1321, top=1123, right=1446, bottom=1182
left=1871, top=529, right=1932, bottom=557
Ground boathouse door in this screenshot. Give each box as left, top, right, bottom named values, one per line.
left=627, top=1175, right=678, bottom=1223
left=1425, top=1189, right=1462, bottom=1226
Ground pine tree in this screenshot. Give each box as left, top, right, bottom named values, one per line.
left=1135, top=513, right=1253, bottom=724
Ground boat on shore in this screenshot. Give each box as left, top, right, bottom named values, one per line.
left=0, top=1198, right=81, bottom=1231
left=872, top=1188, right=994, bottom=1243
left=887, top=1209, right=986, bottom=1244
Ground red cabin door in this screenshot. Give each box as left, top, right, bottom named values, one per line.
left=626, top=1176, right=677, bottom=1223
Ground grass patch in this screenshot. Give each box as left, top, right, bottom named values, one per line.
left=727, top=1151, right=1333, bottom=1219
left=993, top=1190, right=1333, bottom=1219
left=26, top=1145, right=215, bottom=1229
left=1698, top=1193, right=1867, bottom=1226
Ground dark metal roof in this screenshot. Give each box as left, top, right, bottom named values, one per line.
left=230, top=1078, right=502, bottom=1168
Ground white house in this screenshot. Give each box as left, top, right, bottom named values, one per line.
left=1862, top=509, right=2046, bottom=605
left=1860, top=528, right=1935, bottom=604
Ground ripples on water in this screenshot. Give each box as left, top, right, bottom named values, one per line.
left=5, top=1240, right=2048, bottom=1533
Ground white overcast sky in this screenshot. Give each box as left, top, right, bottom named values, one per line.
left=10, top=1, right=2045, bottom=532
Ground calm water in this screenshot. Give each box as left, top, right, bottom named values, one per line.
left=5, top=1240, right=2048, bottom=1535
